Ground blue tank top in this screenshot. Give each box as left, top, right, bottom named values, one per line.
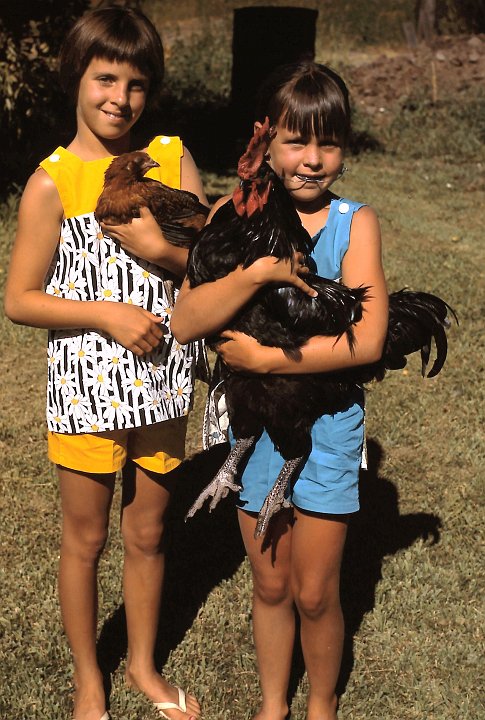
left=309, top=197, right=365, bottom=279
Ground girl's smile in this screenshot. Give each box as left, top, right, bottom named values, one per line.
left=74, top=58, right=149, bottom=155
left=265, top=122, right=345, bottom=205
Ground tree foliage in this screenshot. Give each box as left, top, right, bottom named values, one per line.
left=0, top=0, right=89, bottom=191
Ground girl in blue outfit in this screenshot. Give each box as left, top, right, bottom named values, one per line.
left=4, top=7, right=207, bottom=720
left=171, top=62, right=388, bottom=720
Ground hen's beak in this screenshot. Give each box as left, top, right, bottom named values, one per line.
left=143, top=158, right=160, bottom=172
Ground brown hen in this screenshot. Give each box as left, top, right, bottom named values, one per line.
left=95, top=151, right=209, bottom=248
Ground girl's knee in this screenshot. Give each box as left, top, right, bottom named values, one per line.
left=294, top=583, right=340, bottom=621
left=122, top=520, right=164, bottom=557
left=61, top=524, right=108, bottom=562
left=253, top=573, right=292, bottom=607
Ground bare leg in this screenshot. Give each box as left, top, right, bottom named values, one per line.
left=58, top=467, right=115, bottom=720
left=238, top=508, right=295, bottom=720
left=291, top=510, right=348, bottom=720
left=122, top=463, right=199, bottom=720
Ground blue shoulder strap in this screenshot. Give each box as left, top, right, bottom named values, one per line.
left=310, top=198, right=366, bottom=280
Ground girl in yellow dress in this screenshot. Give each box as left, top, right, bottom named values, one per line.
left=4, top=7, right=207, bottom=720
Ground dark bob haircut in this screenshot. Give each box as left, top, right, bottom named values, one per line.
left=255, top=61, right=351, bottom=146
left=59, top=6, right=164, bottom=106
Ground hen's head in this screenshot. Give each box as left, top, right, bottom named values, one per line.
left=233, top=118, right=277, bottom=218
left=104, top=151, right=160, bottom=185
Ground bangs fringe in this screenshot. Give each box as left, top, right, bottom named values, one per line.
left=282, top=95, right=348, bottom=144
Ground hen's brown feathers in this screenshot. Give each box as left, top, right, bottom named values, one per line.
left=95, top=151, right=209, bottom=247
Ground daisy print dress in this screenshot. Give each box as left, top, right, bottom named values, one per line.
left=40, top=136, right=204, bottom=434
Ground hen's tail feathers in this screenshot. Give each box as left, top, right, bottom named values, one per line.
left=385, top=289, right=458, bottom=378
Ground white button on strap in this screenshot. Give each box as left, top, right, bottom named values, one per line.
left=160, top=136, right=171, bottom=144
left=48, top=153, right=61, bottom=163
left=338, top=202, right=350, bottom=214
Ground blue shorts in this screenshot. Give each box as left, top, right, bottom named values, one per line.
left=232, top=392, right=364, bottom=515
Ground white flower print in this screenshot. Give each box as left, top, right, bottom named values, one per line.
left=131, top=264, right=160, bottom=294
left=140, top=386, right=163, bottom=414
left=96, top=278, right=122, bottom=302
left=98, top=343, right=130, bottom=375
left=147, top=359, right=166, bottom=382
left=73, top=245, right=99, bottom=271
left=45, top=282, right=63, bottom=298
left=98, top=395, right=132, bottom=426
left=121, top=366, right=150, bottom=398
left=170, top=375, right=192, bottom=412
left=58, top=225, right=73, bottom=254
left=153, top=298, right=172, bottom=321
left=84, top=363, right=113, bottom=396
left=54, top=368, right=77, bottom=396
left=77, top=412, right=109, bottom=433
left=60, top=267, right=88, bottom=301
left=47, top=407, right=70, bottom=432
left=104, top=253, right=127, bottom=277
left=126, top=289, right=145, bottom=307
left=169, top=337, right=186, bottom=359
left=46, top=346, right=63, bottom=368
left=69, top=334, right=95, bottom=367
left=65, top=393, right=91, bottom=420
left=86, top=217, right=106, bottom=250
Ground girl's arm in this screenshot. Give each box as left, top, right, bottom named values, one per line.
left=4, top=170, right=164, bottom=356
left=170, top=196, right=317, bottom=343
left=215, top=205, right=389, bottom=374
left=99, top=146, right=209, bottom=277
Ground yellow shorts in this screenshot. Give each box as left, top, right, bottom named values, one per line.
left=48, top=417, right=188, bottom=475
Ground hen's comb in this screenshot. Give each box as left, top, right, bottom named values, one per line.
left=237, top=117, right=276, bottom=180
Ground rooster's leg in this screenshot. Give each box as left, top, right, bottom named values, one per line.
left=185, top=436, right=256, bottom=520
left=255, top=456, right=302, bottom=539
left=163, top=279, right=175, bottom=308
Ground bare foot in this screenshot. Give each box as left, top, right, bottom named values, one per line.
left=72, top=670, right=106, bottom=720
left=306, top=692, right=338, bottom=720
left=252, top=702, right=289, bottom=720
left=125, top=668, right=200, bottom=720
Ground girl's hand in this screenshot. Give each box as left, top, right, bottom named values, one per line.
left=216, top=330, right=274, bottom=373
left=250, top=252, right=317, bottom=298
left=99, top=302, right=165, bottom=356
left=101, top=207, right=188, bottom=276
left=101, top=206, right=168, bottom=263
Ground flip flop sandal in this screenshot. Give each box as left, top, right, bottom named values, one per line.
left=154, top=687, right=193, bottom=719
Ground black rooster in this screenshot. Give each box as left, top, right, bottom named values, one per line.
left=95, top=150, right=209, bottom=304
left=184, top=121, right=456, bottom=537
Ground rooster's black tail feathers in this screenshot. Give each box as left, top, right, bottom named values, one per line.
left=385, top=289, right=458, bottom=378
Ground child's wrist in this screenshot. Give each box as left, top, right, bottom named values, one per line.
left=244, top=257, right=276, bottom=287
left=253, top=345, right=282, bottom=374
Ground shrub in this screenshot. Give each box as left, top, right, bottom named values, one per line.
left=0, top=0, right=89, bottom=193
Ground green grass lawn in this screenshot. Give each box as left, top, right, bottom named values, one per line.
left=1, top=150, right=484, bottom=719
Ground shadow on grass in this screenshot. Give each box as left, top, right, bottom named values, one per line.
left=285, top=438, right=442, bottom=708
left=96, top=436, right=441, bottom=708
left=337, top=437, right=442, bottom=696
left=96, top=443, right=245, bottom=686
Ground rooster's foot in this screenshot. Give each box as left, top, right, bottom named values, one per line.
left=255, top=456, right=303, bottom=538
left=185, top=436, right=256, bottom=520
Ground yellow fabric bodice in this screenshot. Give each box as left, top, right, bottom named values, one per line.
left=38, top=135, right=183, bottom=219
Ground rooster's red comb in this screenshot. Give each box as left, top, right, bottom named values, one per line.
left=237, top=117, right=276, bottom=181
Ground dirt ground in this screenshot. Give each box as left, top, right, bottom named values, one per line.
left=343, top=34, right=484, bottom=128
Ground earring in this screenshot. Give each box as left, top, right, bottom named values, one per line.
left=338, top=164, right=348, bottom=179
